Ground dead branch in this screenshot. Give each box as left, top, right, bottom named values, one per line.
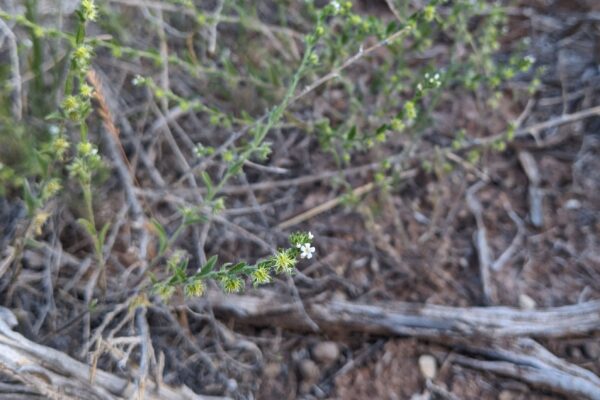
left=206, top=291, right=600, bottom=339
left=453, top=338, right=600, bottom=400
left=0, top=307, right=225, bottom=400
left=518, top=151, right=544, bottom=228
left=466, top=182, right=494, bottom=304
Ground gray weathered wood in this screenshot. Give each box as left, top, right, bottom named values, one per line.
left=0, top=307, right=225, bottom=400
left=208, top=291, right=600, bottom=338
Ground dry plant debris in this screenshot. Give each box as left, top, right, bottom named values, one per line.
left=0, top=0, right=599, bottom=399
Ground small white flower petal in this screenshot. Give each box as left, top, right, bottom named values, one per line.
left=308, top=232, right=314, bottom=240
left=49, top=125, right=60, bottom=135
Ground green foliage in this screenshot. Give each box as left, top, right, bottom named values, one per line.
left=0, top=0, right=535, bottom=300
left=152, top=231, right=315, bottom=300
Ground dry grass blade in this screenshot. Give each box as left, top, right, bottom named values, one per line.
left=87, top=69, right=148, bottom=256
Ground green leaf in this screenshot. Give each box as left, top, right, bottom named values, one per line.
left=75, top=10, right=84, bottom=23
left=346, top=125, right=357, bottom=141
left=199, top=255, right=218, bottom=276
left=241, top=111, right=252, bottom=123
left=226, top=159, right=244, bottom=176
left=75, top=22, right=85, bottom=44
left=183, top=213, right=208, bottom=226
left=22, top=181, right=39, bottom=216
left=376, top=124, right=389, bottom=135
left=174, top=259, right=188, bottom=282
left=44, top=111, right=63, bottom=120
left=257, top=259, right=272, bottom=269
left=223, top=56, right=238, bottom=76
left=386, top=21, right=400, bottom=35
left=227, top=262, right=247, bottom=274
left=77, top=218, right=96, bottom=238
left=201, top=171, right=213, bottom=196
left=151, top=218, right=168, bottom=256
left=98, top=222, right=110, bottom=250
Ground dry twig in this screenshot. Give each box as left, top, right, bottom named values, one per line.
left=466, top=182, right=494, bottom=305
left=0, top=307, right=223, bottom=400
left=518, top=151, right=544, bottom=228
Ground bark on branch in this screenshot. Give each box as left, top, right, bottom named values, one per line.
left=208, top=291, right=600, bottom=338
left=454, top=338, right=600, bottom=400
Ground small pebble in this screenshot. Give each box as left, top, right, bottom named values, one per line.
left=584, top=342, right=600, bottom=359
left=410, top=392, right=430, bottom=400
left=0, top=307, right=17, bottom=328
left=312, top=341, right=340, bottom=365
left=226, top=378, right=238, bottom=392
left=331, top=290, right=347, bottom=301
left=299, top=382, right=312, bottom=395
left=564, top=199, right=582, bottom=210
left=263, top=362, right=281, bottom=379
left=569, top=346, right=583, bottom=359
left=351, top=256, right=369, bottom=268
left=418, top=354, right=437, bottom=380
left=23, top=249, right=44, bottom=268
left=299, top=359, right=320, bottom=382
left=518, top=294, right=537, bottom=310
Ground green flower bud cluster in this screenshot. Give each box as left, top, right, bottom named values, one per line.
left=184, top=279, right=206, bottom=297
left=73, top=44, right=93, bottom=73
left=62, top=3, right=97, bottom=122
left=424, top=5, right=436, bottom=22
left=273, top=249, right=297, bottom=275
left=80, top=0, right=98, bottom=22
left=50, top=136, right=70, bottom=161
left=62, top=95, right=91, bottom=122
left=194, top=143, right=215, bottom=158
left=41, top=179, right=62, bottom=201
left=403, top=101, right=417, bottom=122
left=68, top=141, right=102, bottom=184
left=221, top=276, right=245, bottom=293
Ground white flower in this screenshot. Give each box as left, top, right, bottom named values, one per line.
left=132, top=75, right=145, bottom=86
left=49, top=125, right=60, bottom=136
left=331, top=1, right=341, bottom=13
left=300, top=243, right=316, bottom=259
left=308, top=231, right=314, bottom=240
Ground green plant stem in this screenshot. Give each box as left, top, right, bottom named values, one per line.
left=207, top=42, right=314, bottom=201
left=82, top=181, right=106, bottom=290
